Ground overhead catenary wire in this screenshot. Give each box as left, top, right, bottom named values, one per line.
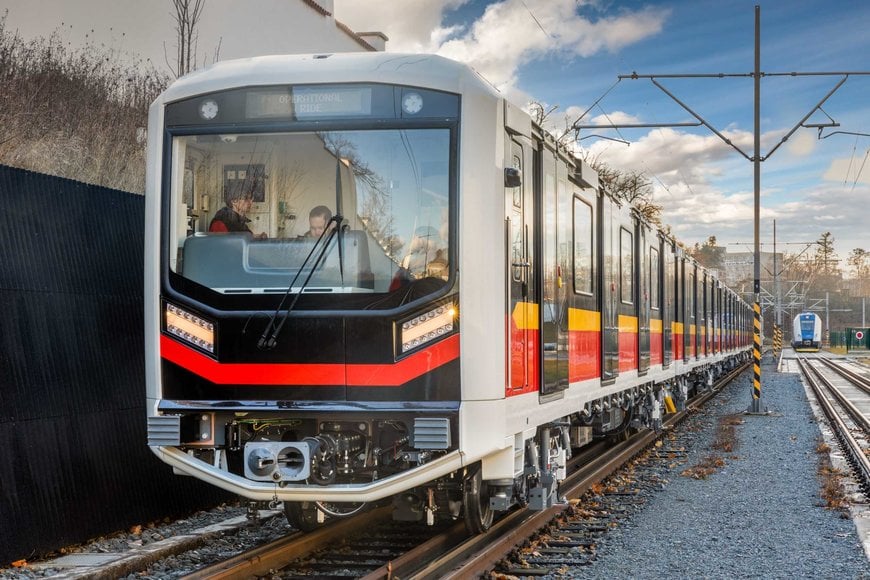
left=844, top=133, right=859, bottom=186
left=850, top=148, right=870, bottom=193
left=520, top=0, right=553, bottom=39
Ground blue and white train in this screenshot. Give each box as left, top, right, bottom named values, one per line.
left=792, top=312, right=822, bottom=352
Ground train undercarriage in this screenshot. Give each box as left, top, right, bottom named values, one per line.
left=230, top=359, right=744, bottom=534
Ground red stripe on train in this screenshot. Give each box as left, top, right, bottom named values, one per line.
left=160, top=333, right=460, bottom=387
left=619, top=331, right=638, bottom=372
left=569, top=330, right=600, bottom=381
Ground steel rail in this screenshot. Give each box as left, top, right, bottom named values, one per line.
left=181, top=362, right=750, bottom=580
left=181, top=505, right=392, bottom=579
left=804, top=358, right=870, bottom=439
left=380, top=361, right=750, bottom=580
left=818, top=357, right=870, bottom=396
left=797, top=357, right=870, bottom=494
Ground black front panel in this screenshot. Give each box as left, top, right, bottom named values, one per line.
left=166, top=84, right=460, bottom=127
left=161, top=357, right=460, bottom=402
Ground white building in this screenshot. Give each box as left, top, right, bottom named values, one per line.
left=198, top=0, right=387, bottom=59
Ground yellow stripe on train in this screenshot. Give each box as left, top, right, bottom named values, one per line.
left=511, top=302, right=539, bottom=330
left=619, top=315, right=638, bottom=333
left=569, top=308, right=600, bottom=332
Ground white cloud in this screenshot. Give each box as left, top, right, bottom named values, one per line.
left=336, top=0, right=669, bottom=94
left=334, top=0, right=470, bottom=53
left=785, top=131, right=817, bottom=157
left=585, top=127, right=752, bottom=183
left=823, top=154, right=870, bottom=184
left=589, top=110, right=643, bottom=126
left=334, top=1, right=867, bottom=259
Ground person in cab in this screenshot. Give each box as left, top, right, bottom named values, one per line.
left=209, top=181, right=267, bottom=239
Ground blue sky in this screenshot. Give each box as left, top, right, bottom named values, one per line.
left=3, top=0, right=868, bottom=271
left=336, top=0, right=870, bottom=269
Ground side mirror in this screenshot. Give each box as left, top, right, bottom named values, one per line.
left=504, top=167, right=522, bottom=187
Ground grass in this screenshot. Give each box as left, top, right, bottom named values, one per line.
left=0, top=11, right=169, bottom=192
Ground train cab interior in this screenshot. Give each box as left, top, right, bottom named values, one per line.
left=164, top=129, right=452, bottom=299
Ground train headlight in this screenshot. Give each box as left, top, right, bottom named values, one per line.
left=400, top=303, right=456, bottom=354
left=164, top=303, right=215, bottom=354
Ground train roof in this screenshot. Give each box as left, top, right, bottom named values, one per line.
left=155, top=52, right=501, bottom=105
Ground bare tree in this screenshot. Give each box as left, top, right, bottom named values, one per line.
left=527, top=101, right=662, bottom=223
left=813, top=231, right=840, bottom=276
left=690, top=236, right=725, bottom=271
left=166, top=0, right=205, bottom=77
left=528, top=101, right=575, bottom=147
left=586, top=160, right=663, bottom=224
left=847, top=248, right=869, bottom=277
left=848, top=248, right=869, bottom=298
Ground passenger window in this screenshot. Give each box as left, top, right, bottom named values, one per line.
left=573, top=198, right=593, bottom=294
left=620, top=228, right=633, bottom=304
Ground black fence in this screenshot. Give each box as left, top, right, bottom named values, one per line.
left=0, top=165, right=230, bottom=565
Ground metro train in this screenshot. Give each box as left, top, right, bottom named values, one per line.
left=792, top=312, right=822, bottom=352
left=145, top=52, right=753, bottom=534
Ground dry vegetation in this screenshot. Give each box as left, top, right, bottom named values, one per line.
left=816, top=440, right=848, bottom=511
left=0, top=12, right=170, bottom=193
left=681, top=413, right=742, bottom=480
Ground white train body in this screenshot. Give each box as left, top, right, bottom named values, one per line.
left=144, top=53, right=752, bottom=531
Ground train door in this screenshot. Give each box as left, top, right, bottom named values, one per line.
left=506, top=137, right=537, bottom=394
left=637, top=220, right=651, bottom=375
left=727, top=293, right=734, bottom=350
left=570, top=186, right=598, bottom=382
left=617, top=218, right=638, bottom=373
left=555, top=163, right=571, bottom=390
left=710, top=279, right=722, bottom=354
left=698, top=271, right=707, bottom=357
left=706, top=276, right=714, bottom=355
left=716, top=282, right=725, bottom=353
left=683, top=259, right=695, bottom=362
left=601, top=196, right=618, bottom=382
left=662, top=238, right=674, bottom=367
left=649, top=236, right=662, bottom=368
left=540, top=147, right=568, bottom=397
left=602, top=196, right=636, bottom=379
left=674, top=248, right=685, bottom=362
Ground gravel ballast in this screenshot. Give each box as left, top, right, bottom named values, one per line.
left=3, top=354, right=868, bottom=579
left=561, top=354, right=870, bottom=579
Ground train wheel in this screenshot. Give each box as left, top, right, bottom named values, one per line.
left=283, top=501, right=321, bottom=532
left=463, top=464, right=494, bottom=534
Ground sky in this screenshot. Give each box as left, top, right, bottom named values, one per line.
left=2, top=0, right=868, bottom=273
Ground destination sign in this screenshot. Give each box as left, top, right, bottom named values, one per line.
left=246, top=87, right=372, bottom=119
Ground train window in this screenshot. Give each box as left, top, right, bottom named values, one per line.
left=572, top=197, right=593, bottom=294
left=510, top=153, right=523, bottom=282
left=168, top=128, right=451, bottom=298
left=688, top=272, right=695, bottom=317
left=620, top=227, right=633, bottom=304
left=650, top=246, right=659, bottom=310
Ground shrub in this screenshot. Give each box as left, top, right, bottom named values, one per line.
left=0, top=11, right=170, bottom=192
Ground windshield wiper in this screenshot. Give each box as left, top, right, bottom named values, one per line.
left=257, top=214, right=343, bottom=350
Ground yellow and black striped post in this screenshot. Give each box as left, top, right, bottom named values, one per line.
left=747, top=300, right=765, bottom=414
left=772, top=324, right=781, bottom=356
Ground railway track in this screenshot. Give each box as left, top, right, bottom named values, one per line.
left=797, top=355, right=870, bottom=496
left=179, top=361, right=750, bottom=579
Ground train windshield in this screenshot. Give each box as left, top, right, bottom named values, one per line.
left=166, top=128, right=451, bottom=305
